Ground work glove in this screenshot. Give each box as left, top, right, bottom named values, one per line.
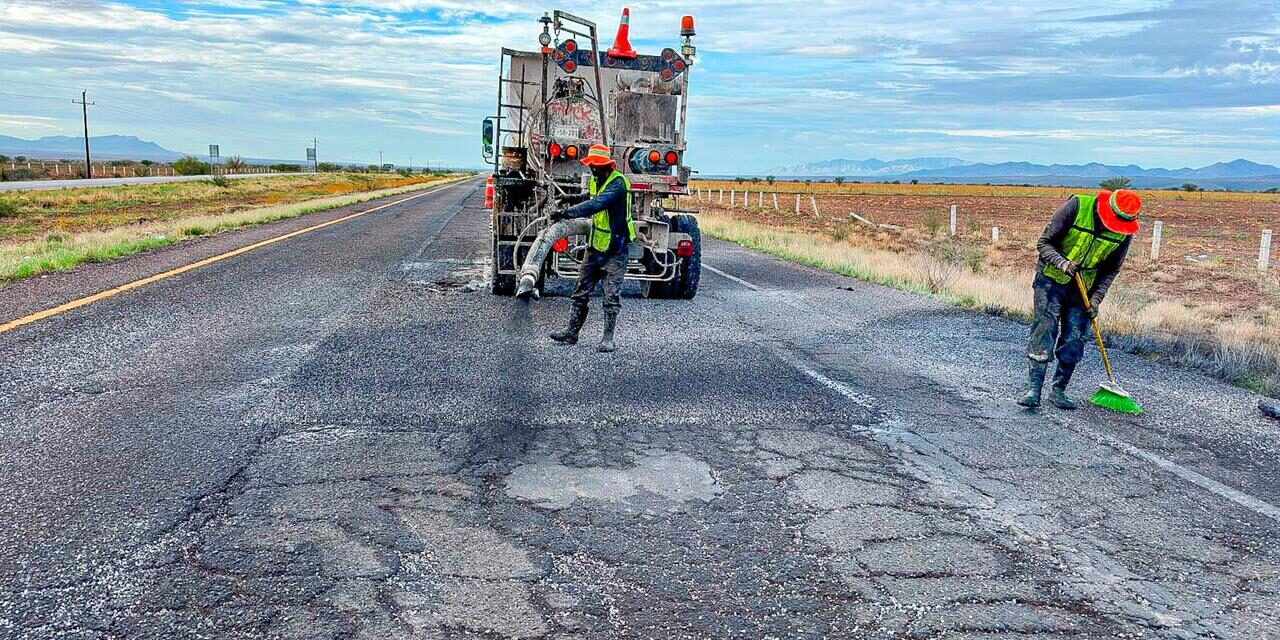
left=1084, top=305, right=1099, bottom=321
left=549, top=210, right=569, bottom=222
left=1057, top=259, right=1082, bottom=276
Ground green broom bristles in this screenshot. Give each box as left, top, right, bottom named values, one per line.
left=1090, top=386, right=1144, bottom=415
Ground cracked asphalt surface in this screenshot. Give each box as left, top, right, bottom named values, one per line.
left=2, top=178, right=1278, bottom=639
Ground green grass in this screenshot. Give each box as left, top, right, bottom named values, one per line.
left=0, top=175, right=469, bottom=282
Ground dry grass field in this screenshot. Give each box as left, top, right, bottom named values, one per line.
left=0, top=173, right=463, bottom=281
left=689, top=180, right=1280, bottom=396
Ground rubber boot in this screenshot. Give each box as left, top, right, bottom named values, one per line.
left=1017, top=361, right=1048, bottom=408
left=550, top=302, right=588, bottom=345
left=1049, top=362, right=1079, bottom=410
left=597, top=310, right=618, bottom=353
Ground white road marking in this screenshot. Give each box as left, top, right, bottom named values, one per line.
left=707, top=261, right=1280, bottom=524
left=703, top=264, right=761, bottom=291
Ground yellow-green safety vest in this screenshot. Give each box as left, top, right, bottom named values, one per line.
left=1042, top=194, right=1128, bottom=290
left=587, top=171, right=636, bottom=253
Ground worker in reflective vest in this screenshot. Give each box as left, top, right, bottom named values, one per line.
left=1019, top=189, right=1142, bottom=409
left=548, top=144, right=636, bottom=353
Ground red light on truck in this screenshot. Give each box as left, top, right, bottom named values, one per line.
left=665, top=151, right=679, bottom=165
left=549, top=143, right=563, bottom=157
left=681, top=15, right=696, bottom=37
left=566, top=145, right=579, bottom=158
left=648, top=150, right=661, bottom=163
left=676, top=240, right=694, bottom=257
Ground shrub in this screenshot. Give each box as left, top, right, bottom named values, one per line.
left=140, top=160, right=154, bottom=166
left=173, top=155, right=211, bottom=176
left=205, top=176, right=231, bottom=188
left=1100, top=177, right=1132, bottom=190
left=223, top=156, right=248, bottom=172
left=396, top=168, right=413, bottom=177
left=833, top=177, right=845, bottom=186
left=766, top=175, right=775, bottom=185
left=0, top=199, right=18, bottom=218
left=269, top=164, right=302, bottom=172
left=1181, top=182, right=1200, bottom=192
left=1, top=168, right=37, bottom=181
left=317, top=162, right=341, bottom=172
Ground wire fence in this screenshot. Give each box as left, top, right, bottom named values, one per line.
left=687, top=186, right=1277, bottom=274
left=0, top=161, right=283, bottom=180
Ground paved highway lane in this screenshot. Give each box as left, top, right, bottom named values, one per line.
left=1, top=180, right=1277, bottom=638
left=0, top=172, right=317, bottom=192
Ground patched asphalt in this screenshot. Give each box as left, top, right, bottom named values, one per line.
left=1, top=178, right=1278, bottom=639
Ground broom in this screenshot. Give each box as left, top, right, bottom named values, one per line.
left=1075, top=272, right=1144, bottom=415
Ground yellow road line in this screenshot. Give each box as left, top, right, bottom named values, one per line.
left=0, top=184, right=456, bottom=335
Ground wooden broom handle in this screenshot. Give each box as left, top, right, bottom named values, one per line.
left=1074, top=272, right=1116, bottom=382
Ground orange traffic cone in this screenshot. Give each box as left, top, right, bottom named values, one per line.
left=484, top=176, right=495, bottom=209
left=607, top=8, right=637, bottom=59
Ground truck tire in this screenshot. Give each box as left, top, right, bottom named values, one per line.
left=669, top=214, right=701, bottom=299
left=491, top=242, right=516, bottom=295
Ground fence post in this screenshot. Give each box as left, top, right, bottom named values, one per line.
left=1261, top=229, right=1273, bottom=272
left=1151, top=220, right=1164, bottom=262
left=992, top=227, right=1000, bottom=244
left=718, top=189, right=724, bottom=204
left=810, top=196, right=819, bottom=217
left=772, top=193, right=779, bottom=210
left=795, top=194, right=801, bottom=214
left=950, top=204, right=958, bottom=236
left=758, top=191, right=763, bottom=208
left=744, top=191, right=749, bottom=210
left=730, top=190, right=735, bottom=206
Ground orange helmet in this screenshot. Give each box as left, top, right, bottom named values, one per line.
left=1098, top=189, right=1142, bottom=235
left=580, top=144, right=615, bottom=168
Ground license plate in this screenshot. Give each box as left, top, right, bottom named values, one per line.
left=552, top=125, right=581, bottom=140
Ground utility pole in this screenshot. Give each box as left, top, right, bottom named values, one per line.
left=409, top=155, right=413, bottom=173
left=73, top=90, right=95, bottom=179
left=379, top=150, right=383, bottom=172
left=313, top=137, right=318, bottom=173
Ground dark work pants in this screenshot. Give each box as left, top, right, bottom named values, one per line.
left=1026, top=272, right=1090, bottom=368
left=570, top=248, right=627, bottom=313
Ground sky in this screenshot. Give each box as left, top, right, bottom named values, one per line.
left=0, top=0, right=1278, bottom=173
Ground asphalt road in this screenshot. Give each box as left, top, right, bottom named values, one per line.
left=1, top=178, right=1278, bottom=639
left=0, top=172, right=317, bottom=192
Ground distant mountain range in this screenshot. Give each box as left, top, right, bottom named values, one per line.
left=766, top=157, right=1280, bottom=191
left=0, top=134, right=183, bottom=161
left=0, top=134, right=314, bottom=165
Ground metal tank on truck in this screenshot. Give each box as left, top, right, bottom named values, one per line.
left=481, top=8, right=701, bottom=299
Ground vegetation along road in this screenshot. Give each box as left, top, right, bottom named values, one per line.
left=1, top=179, right=1278, bottom=638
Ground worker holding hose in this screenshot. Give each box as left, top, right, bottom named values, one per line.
left=547, top=144, right=636, bottom=353
left=1019, top=189, right=1142, bottom=409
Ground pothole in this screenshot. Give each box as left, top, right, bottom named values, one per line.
left=503, top=450, right=723, bottom=510
left=401, top=259, right=488, bottom=294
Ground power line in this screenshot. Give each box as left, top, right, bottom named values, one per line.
left=0, top=91, right=70, bottom=102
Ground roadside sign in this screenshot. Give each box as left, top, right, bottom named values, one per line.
left=383, top=163, right=394, bottom=171
left=208, top=144, right=219, bottom=159
left=306, top=147, right=316, bottom=161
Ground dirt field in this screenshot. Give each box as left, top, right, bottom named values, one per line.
left=689, top=181, right=1280, bottom=316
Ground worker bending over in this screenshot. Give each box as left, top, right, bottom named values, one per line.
left=1019, top=189, right=1142, bottom=409
left=548, top=144, right=636, bottom=353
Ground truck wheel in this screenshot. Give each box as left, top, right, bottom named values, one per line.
left=491, top=243, right=516, bottom=295
left=670, top=214, right=701, bottom=299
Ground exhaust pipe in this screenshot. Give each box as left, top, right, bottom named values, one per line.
left=515, top=218, right=592, bottom=298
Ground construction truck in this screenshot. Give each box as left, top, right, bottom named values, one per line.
left=482, top=9, right=701, bottom=299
